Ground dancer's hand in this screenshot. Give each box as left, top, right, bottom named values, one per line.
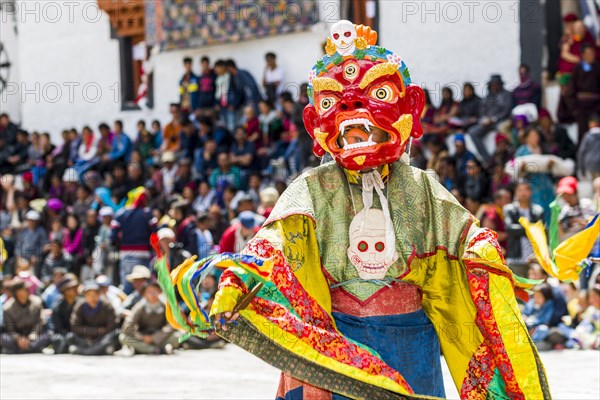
left=213, top=311, right=240, bottom=331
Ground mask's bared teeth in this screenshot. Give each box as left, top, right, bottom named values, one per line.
left=364, top=122, right=371, bottom=132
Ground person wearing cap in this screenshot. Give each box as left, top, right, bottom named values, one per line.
left=467, top=74, right=512, bottom=163
left=15, top=210, right=47, bottom=267
left=69, top=281, right=118, bottom=355
left=154, top=226, right=191, bottom=271
left=49, top=274, right=80, bottom=353
left=96, top=275, right=126, bottom=318
left=119, top=281, right=179, bottom=355
left=1, top=277, right=51, bottom=354
left=218, top=210, right=260, bottom=254
left=122, top=265, right=152, bottom=311
left=557, top=176, right=597, bottom=241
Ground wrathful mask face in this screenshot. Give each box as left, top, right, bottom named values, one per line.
left=303, top=21, right=425, bottom=171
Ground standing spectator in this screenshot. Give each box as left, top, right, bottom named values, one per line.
left=50, top=274, right=79, bottom=354
left=92, top=207, right=114, bottom=277
left=161, top=104, right=183, bottom=153
left=515, top=128, right=556, bottom=219
left=512, top=64, right=542, bottom=109
left=81, top=209, right=100, bottom=261
left=119, top=281, right=179, bottom=355
left=263, top=52, right=284, bottom=105
left=111, top=189, right=155, bottom=293
left=179, top=57, right=200, bottom=116
left=578, top=113, right=600, bottom=179
left=569, top=43, right=600, bottom=142
left=504, top=181, right=544, bottom=277
left=15, top=210, right=47, bottom=268
left=467, top=74, right=512, bottom=163
left=154, top=228, right=191, bottom=272
left=214, top=60, right=234, bottom=131
left=1, top=277, right=50, bottom=354
left=69, top=282, right=118, bottom=355
left=197, top=56, right=216, bottom=116
left=227, top=59, right=263, bottom=115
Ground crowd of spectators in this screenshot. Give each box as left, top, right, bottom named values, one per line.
left=0, top=12, right=599, bottom=355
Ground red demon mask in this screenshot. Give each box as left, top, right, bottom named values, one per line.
left=303, top=23, right=425, bottom=171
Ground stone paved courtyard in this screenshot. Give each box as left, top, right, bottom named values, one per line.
left=1, top=346, right=598, bottom=399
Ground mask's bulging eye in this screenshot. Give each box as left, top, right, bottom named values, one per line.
left=368, top=84, right=397, bottom=103
left=343, top=63, right=359, bottom=81
left=344, top=31, right=352, bottom=37
left=318, top=96, right=337, bottom=114
left=375, top=242, right=385, bottom=252
left=333, top=33, right=340, bottom=40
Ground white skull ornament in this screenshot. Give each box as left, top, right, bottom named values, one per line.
left=330, top=20, right=357, bottom=56
left=347, top=208, right=399, bottom=280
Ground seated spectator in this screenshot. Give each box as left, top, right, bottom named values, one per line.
left=161, top=104, right=183, bottom=153
left=159, top=152, right=179, bottom=196
left=432, top=86, right=459, bottom=136
left=122, top=265, right=152, bottom=311
left=49, top=274, right=79, bottom=354
left=209, top=153, right=243, bottom=190
left=119, top=281, right=179, bottom=355
left=173, top=159, right=195, bottom=194
left=179, top=120, right=200, bottom=160
left=464, top=159, right=490, bottom=203
left=538, top=109, right=576, bottom=160
left=219, top=211, right=260, bottom=254
left=62, top=214, right=83, bottom=261
left=467, top=74, right=512, bottom=163
left=1, top=277, right=51, bottom=354
left=480, top=188, right=511, bottom=250
left=15, top=258, right=42, bottom=295
left=451, top=83, right=481, bottom=130
left=503, top=181, right=544, bottom=277
left=437, top=156, right=460, bottom=192
left=491, top=133, right=513, bottom=169
left=568, top=285, right=600, bottom=349
left=15, top=210, right=47, bottom=268
left=230, top=126, right=256, bottom=174
left=192, top=181, right=216, bottom=214
left=243, top=106, right=260, bottom=142
left=556, top=176, right=596, bottom=241
left=523, top=283, right=555, bottom=347
left=40, top=267, right=67, bottom=308
left=195, top=138, right=219, bottom=180
left=515, top=127, right=556, bottom=219
left=512, top=64, right=541, bottom=109
left=76, top=126, right=98, bottom=165
left=40, top=241, right=73, bottom=285
left=424, top=136, right=448, bottom=177
left=196, top=213, right=214, bottom=260
left=451, top=134, right=474, bottom=178
left=96, top=275, right=126, bottom=318
left=69, top=282, right=118, bottom=355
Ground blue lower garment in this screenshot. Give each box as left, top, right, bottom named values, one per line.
left=331, top=309, right=446, bottom=399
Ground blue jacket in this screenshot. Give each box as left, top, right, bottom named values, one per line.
left=109, top=133, right=132, bottom=162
